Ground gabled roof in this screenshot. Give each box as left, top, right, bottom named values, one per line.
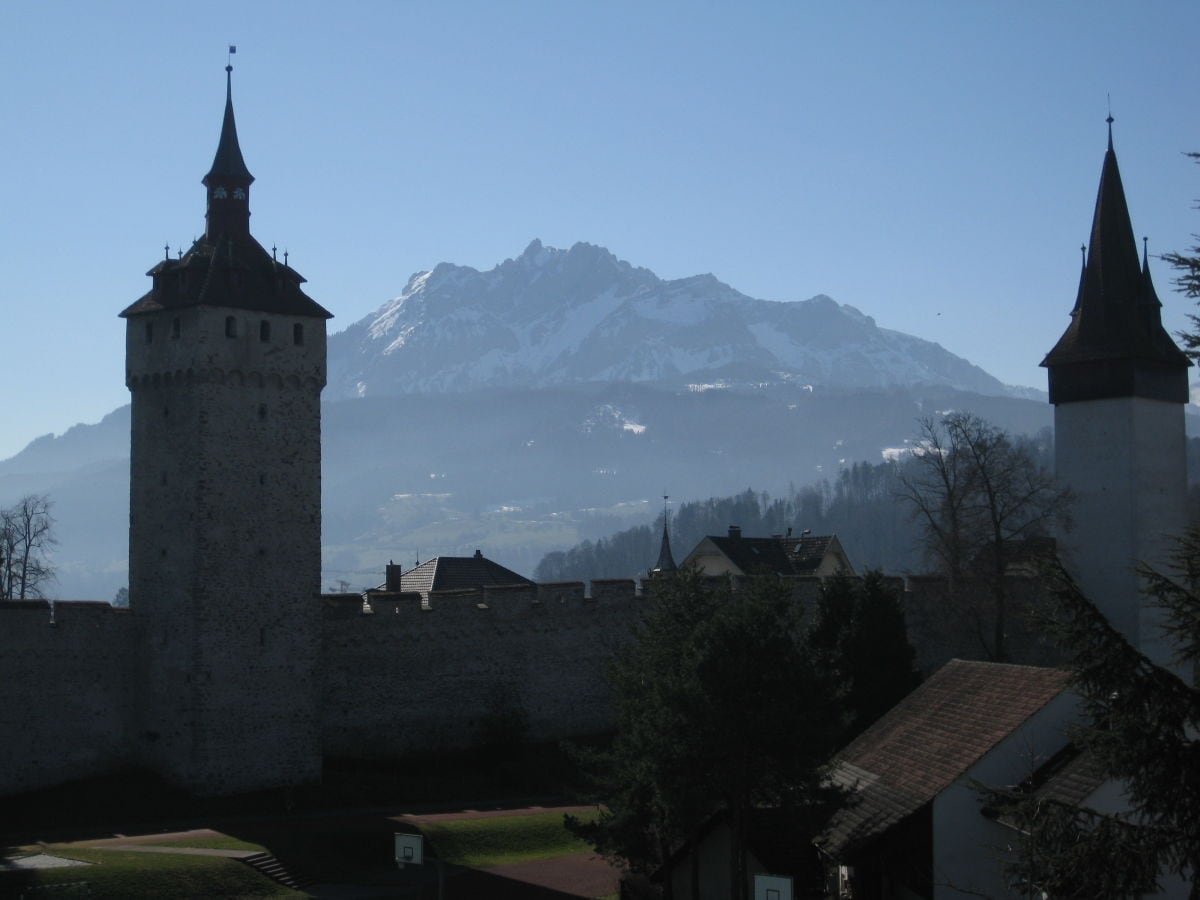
left=399, top=552, right=534, bottom=596
left=819, top=660, right=1069, bottom=858
left=689, top=531, right=844, bottom=577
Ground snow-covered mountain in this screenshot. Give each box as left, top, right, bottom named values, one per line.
left=328, top=240, right=1011, bottom=398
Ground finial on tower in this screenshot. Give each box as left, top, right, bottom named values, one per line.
left=1106, top=95, right=1114, bottom=151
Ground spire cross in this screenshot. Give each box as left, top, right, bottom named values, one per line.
left=284, top=250, right=289, bottom=266
left=164, top=242, right=170, bottom=260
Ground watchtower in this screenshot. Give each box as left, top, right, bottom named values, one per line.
left=120, top=65, right=332, bottom=794
left=1042, top=121, right=1192, bottom=667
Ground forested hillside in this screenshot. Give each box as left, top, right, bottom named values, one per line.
left=537, top=431, right=1200, bottom=583
left=534, top=458, right=924, bottom=582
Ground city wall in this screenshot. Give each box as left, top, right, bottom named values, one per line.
left=0, top=601, right=137, bottom=795
left=320, top=579, right=641, bottom=758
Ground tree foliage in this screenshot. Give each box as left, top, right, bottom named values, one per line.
left=1163, top=151, right=1200, bottom=358
left=808, top=572, right=921, bottom=741
left=0, top=494, right=56, bottom=601
left=989, top=532, right=1200, bottom=897
left=898, top=413, right=1069, bottom=660
left=567, top=569, right=844, bottom=898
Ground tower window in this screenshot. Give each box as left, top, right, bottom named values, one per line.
left=144, top=322, right=154, bottom=343
left=260, top=320, right=271, bottom=342
left=258, top=404, right=268, bottom=421
left=225, top=316, right=237, bottom=338
left=171, top=317, right=181, bottom=339
left=293, top=323, right=304, bottom=346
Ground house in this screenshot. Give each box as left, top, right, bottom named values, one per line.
left=681, top=526, right=854, bottom=582
left=660, top=808, right=826, bottom=900
left=377, top=550, right=534, bottom=601
left=817, top=660, right=1076, bottom=899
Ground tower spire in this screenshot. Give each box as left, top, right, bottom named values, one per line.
left=1041, top=119, right=1190, bottom=403
left=202, top=60, right=254, bottom=239
left=651, top=494, right=678, bottom=575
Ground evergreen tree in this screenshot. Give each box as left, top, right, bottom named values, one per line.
left=1162, top=152, right=1200, bottom=358
left=989, top=531, right=1200, bottom=897
left=808, top=572, right=921, bottom=741
left=567, top=569, right=843, bottom=898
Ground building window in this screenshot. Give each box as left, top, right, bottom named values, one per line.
left=225, top=316, right=237, bottom=338
left=260, top=320, right=270, bottom=342
left=258, top=404, right=268, bottom=421
left=293, top=323, right=304, bottom=346
left=144, top=322, right=153, bottom=344
left=171, top=317, right=181, bottom=339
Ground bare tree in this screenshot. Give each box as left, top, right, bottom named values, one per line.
left=898, top=414, right=1070, bottom=661
left=0, top=494, right=57, bottom=600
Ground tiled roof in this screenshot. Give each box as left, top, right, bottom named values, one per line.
left=705, top=534, right=835, bottom=577
left=399, top=554, right=533, bottom=596
left=121, top=234, right=332, bottom=319
left=819, top=660, right=1069, bottom=858
left=1032, top=746, right=1109, bottom=810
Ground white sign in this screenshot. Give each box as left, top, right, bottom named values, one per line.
left=753, top=873, right=793, bottom=900
left=394, top=833, right=424, bottom=866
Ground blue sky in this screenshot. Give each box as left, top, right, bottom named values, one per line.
left=2, top=1, right=1199, bottom=460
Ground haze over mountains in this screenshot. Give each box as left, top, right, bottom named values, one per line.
left=2, top=240, right=1059, bottom=599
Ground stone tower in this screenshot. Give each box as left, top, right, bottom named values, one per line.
left=1042, top=121, right=1192, bottom=667
left=120, top=65, right=332, bottom=794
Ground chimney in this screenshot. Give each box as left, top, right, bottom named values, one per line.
left=385, top=562, right=403, bottom=592
left=474, top=549, right=483, bottom=559
left=728, top=525, right=742, bottom=540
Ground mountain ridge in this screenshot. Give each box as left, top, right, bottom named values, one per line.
left=328, top=239, right=1015, bottom=399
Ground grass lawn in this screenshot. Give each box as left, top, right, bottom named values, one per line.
left=421, top=810, right=599, bottom=867
left=142, top=836, right=268, bottom=852
left=8, top=848, right=304, bottom=899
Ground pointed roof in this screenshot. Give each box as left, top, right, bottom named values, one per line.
left=651, top=522, right=678, bottom=574
left=203, top=65, right=253, bottom=186
left=121, top=66, right=331, bottom=320
left=1042, top=122, right=1190, bottom=404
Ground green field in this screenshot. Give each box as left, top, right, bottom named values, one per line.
left=4, top=848, right=304, bottom=899
left=421, top=809, right=598, bottom=867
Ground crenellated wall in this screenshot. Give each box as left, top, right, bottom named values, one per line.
left=0, top=602, right=137, bottom=795
left=320, top=581, right=640, bottom=758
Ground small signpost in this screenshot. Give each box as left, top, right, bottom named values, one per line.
left=753, top=873, right=794, bottom=900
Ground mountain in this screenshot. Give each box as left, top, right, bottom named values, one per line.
left=3, top=240, right=1068, bottom=599
left=328, top=240, right=1012, bottom=399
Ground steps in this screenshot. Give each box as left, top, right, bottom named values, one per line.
left=239, top=852, right=314, bottom=890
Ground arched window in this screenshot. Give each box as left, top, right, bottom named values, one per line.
left=225, top=316, right=237, bottom=338
left=260, top=320, right=271, bottom=342
left=293, top=323, right=304, bottom=346
left=171, top=318, right=181, bottom=339
left=144, top=322, right=154, bottom=344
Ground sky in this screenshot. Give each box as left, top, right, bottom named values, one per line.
left=2, top=1, right=1199, bottom=460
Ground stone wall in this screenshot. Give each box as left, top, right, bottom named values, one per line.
left=320, top=581, right=640, bottom=758
left=0, top=601, right=136, bottom=795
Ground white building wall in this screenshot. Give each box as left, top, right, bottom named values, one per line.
left=1054, top=397, right=1187, bottom=668
left=931, top=690, right=1080, bottom=899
